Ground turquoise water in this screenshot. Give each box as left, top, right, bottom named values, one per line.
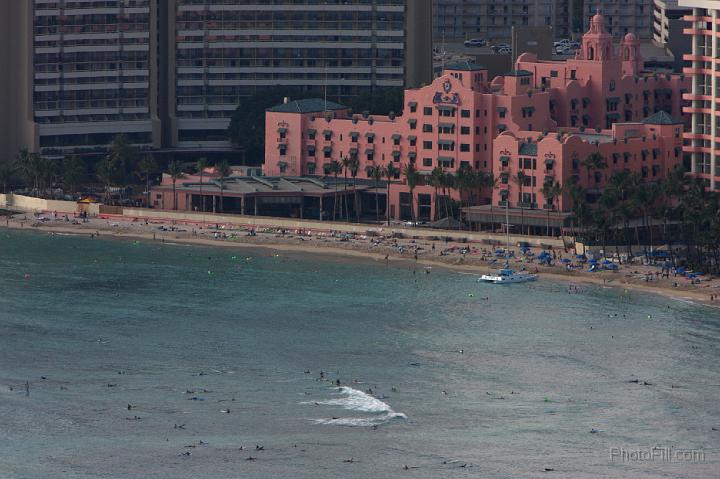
left=0, top=230, right=719, bottom=478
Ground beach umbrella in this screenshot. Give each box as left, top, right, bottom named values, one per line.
left=561, top=258, right=572, bottom=263
left=588, top=258, right=598, bottom=264
left=602, top=259, right=612, bottom=265
left=576, top=254, right=586, bottom=259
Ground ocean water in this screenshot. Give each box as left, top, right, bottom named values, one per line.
left=0, top=229, right=719, bottom=478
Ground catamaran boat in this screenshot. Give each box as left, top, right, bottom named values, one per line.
left=478, top=200, right=539, bottom=284
left=478, top=268, right=538, bottom=284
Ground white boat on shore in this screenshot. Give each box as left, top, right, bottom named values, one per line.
left=479, top=269, right=537, bottom=284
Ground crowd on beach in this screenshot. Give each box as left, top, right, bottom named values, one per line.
left=3, top=210, right=720, bottom=306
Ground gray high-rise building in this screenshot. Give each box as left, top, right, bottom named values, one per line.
left=582, top=0, right=655, bottom=39
left=167, top=0, right=432, bottom=149
left=0, top=0, right=432, bottom=162
left=432, top=0, right=582, bottom=41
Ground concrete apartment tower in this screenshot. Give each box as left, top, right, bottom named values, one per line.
left=432, top=0, right=582, bottom=40
left=680, top=0, right=720, bottom=190
left=581, top=1, right=655, bottom=39
left=0, top=0, right=35, bottom=165
left=0, top=0, right=432, bottom=162
left=167, top=0, right=432, bottom=150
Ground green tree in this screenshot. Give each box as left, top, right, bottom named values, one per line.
left=367, top=165, right=383, bottom=223
left=62, top=155, right=85, bottom=196
left=512, top=171, right=529, bottom=234
left=402, top=162, right=420, bottom=223
left=430, top=166, right=444, bottom=221
left=215, top=160, right=232, bottom=213
left=347, top=155, right=360, bottom=222
left=168, top=160, right=184, bottom=211
left=540, top=180, right=563, bottom=237
left=582, top=151, right=607, bottom=184
left=384, top=162, right=397, bottom=225
left=196, top=157, right=209, bottom=212
left=347, top=87, right=404, bottom=116
left=15, top=148, right=43, bottom=194
left=228, top=87, right=320, bottom=164
left=328, top=160, right=342, bottom=221
left=0, top=161, right=15, bottom=194
left=137, top=155, right=158, bottom=208
left=106, top=134, right=137, bottom=190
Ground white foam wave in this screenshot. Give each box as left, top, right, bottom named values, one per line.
left=304, top=386, right=407, bottom=427
left=313, top=412, right=407, bottom=427
left=317, top=387, right=392, bottom=413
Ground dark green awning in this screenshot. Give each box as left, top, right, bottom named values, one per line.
left=392, top=134, right=401, bottom=140
left=365, top=132, right=375, bottom=138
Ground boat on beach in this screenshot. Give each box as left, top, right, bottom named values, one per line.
left=479, top=268, right=537, bottom=284
left=479, top=200, right=539, bottom=285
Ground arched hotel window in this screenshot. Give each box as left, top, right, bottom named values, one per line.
left=588, top=46, right=594, bottom=60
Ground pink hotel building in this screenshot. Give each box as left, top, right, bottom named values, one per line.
left=263, top=14, right=690, bottom=225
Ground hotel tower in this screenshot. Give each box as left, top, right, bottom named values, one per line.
left=681, top=0, right=720, bottom=190
left=0, top=0, right=432, bottom=163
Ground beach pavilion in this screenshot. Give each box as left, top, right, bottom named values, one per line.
left=151, top=173, right=386, bottom=221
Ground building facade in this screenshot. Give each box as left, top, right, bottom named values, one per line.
left=264, top=15, right=688, bottom=222
left=515, top=13, right=689, bottom=130
left=16, top=0, right=160, bottom=161
left=432, top=0, right=581, bottom=41
left=169, top=0, right=432, bottom=150
left=680, top=0, right=720, bottom=190
left=491, top=113, right=684, bottom=212
left=0, top=0, right=432, bottom=162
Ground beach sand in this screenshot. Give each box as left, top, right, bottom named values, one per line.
left=2, top=211, right=719, bottom=309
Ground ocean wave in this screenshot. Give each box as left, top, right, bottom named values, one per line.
left=304, top=386, right=407, bottom=427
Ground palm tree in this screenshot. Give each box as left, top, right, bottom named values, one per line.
left=402, top=162, right=420, bottom=223
left=138, top=155, right=158, bottom=208
left=347, top=155, right=360, bottom=222
left=341, top=155, right=351, bottom=220
left=581, top=151, right=607, bottom=185
left=96, top=155, right=119, bottom=203
left=62, top=155, right=85, bottom=197
left=367, top=165, right=383, bottom=222
left=106, top=134, right=137, bottom=194
left=15, top=148, right=43, bottom=195
left=540, top=180, right=563, bottom=237
left=168, top=160, right=184, bottom=210
left=430, top=166, right=444, bottom=221
left=384, top=162, right=397, bottom=225
left=0, top=161, right=15, bottom=194
left=482, top=172, right=500, bottom=232
left=329, top=160, right=342, bottom=220
left=196, top=157, right=208, bottom=212
left=512, top=171, right=528, bottom=234
left=564, top=178, right=588, bottom=243
left=215, top=160, right=232, bottom=213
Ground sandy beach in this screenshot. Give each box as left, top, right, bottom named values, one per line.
left=2, top=211, right=719, bottom=309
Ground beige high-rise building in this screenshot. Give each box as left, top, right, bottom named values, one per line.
left=0, top=0, right=432, bottom=162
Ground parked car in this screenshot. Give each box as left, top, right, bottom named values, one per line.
left=464, top=38, right=487, bottom=47
left=491, top=43, right=511, bottom=54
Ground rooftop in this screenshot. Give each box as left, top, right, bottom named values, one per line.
left=160, top=175, right=376, bottom=197
left=506, top=69, right=532, bottom=77
left=444, top=60, right=486, bottom=71
left=574, top=133, right=615, bottom=144
left=642, top=110, right=683, bottom=125
left=267, top=98, right=347, bottom=114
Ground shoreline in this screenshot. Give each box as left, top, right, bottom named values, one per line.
left=2, top=216, right=719, bottom=309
